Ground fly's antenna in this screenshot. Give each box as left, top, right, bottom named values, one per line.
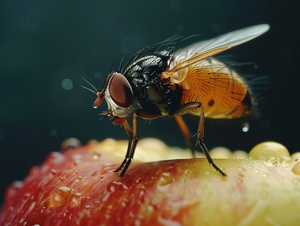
left=81, top=77, right=98, bottom=95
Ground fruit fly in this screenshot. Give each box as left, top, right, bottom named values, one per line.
left=83, top=24, right=270, bottom=177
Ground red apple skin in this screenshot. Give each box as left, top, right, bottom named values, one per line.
left=1, top=140, right=300, bottom=226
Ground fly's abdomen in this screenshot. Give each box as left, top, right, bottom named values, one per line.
left=179, top=58, right=252, bottom=119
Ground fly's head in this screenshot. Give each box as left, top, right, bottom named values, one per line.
left=82, top=73, right=135, bottom=125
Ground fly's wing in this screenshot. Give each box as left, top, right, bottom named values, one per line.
left=162, top=24, right=269, bottom=80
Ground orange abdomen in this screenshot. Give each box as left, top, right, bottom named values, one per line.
left=179, top=58, right=252, bottom=119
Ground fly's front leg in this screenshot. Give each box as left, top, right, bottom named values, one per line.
left=114, top=113, right=139, bottom=177
left=196, top=105, right=227, bottom=176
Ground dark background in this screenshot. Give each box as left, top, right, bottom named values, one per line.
left=0, top=0, right=298, bottom=203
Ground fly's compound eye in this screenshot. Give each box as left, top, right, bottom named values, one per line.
left=108, top=73, right=133, bottom=108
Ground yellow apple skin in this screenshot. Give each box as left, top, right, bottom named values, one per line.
left=0, top=139, right=299, bottom=226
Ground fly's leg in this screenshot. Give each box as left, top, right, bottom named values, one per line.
left=113, top=112, right=139, bottom=177
left=196, top=105, right=226, bottom=176
left=173, top=102, right=203, bottom=158
left=173, top=102, right=226, bottom=176
left=174, top=115, right=195, bottom=158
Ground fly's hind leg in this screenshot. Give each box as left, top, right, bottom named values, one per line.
left=174, top=115, right=195, bottom=158
left=174, top=102, right=227, bottom=176
left=113, top=113, right=139, bottom=177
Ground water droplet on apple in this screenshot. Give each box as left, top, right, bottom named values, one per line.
left=6, top=181, right=23, bottom=200
left=70, top=192, right=83, bottom=208
left=75, top=176, right=83, bottom=183
left=264, top=157, right=277, bottom=167
left=292, top=162, right=300, bottom=175
left=61, top=138, right=81, bottom=152
left=157, top=172, right=173, bottom=186
left=49, top=186, right=72, bottom=208
left=46, top=152, right=66, bottom=165
left=293, top=178, right=300, bottom=184
left=277, top=157, right=292, bottom=168
left=50, top=169, right=57, bottom=175
left=72, top=154, right=83, bottom=166
left=111, top=181, right=128, bottom=190
left=92, top=152, right=101, bottom=160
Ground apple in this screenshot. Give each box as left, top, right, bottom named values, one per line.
left=1, top=138, right=300, bottom=225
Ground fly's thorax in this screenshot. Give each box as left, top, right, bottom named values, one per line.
left=123, top=54, right=181, bottom=116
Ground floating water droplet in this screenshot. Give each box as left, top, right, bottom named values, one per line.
left=241, top=122, right=250, bottom=132
left=61, top=78, right=73, bottom=91
left=157, top=172, right=173, bottom=186
left=50, top=129, right=57, bottom=136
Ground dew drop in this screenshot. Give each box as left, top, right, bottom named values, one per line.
left=209, top=147, right=231, bottom=158
left=75, top=176, right=83, bottom=183
left=111, top=181, right=129, bottom=190
left=237, top=166, right=246, bottom=177
left=157, top=172, right=173, bottom=186
left=292, top=178, right=300, bottom=184
left=264, top=157, right=278, bottom=167
left=28, top=202, right=36, bottom=212
left=70, top=192, right=83, bottom=208
left=249, top=141, right=290, bottom=160
left=92, top=152, right=101, bottom=160
left=72, top=154, right=83, bottom=166
left=46, top=152, right=66, bottom=165
left=49, top=186, right=72, bottom=208
left=61, top=138, right=81, bottom=151
left=50, top=169, right=57, bottom=175
left=85, top=204, right=92, bottom=209
left=102, top=192, right=110, bottom=202
left=278, top=157, right=292, bottom=168
left=204, top=170, right=211, bottom=175
left=292, top=162, right=300, bottom=175
left=6, top=181, right=23, bottom=200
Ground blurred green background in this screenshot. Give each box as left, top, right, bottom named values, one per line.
left=0, top=0, right=298, bottom=203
